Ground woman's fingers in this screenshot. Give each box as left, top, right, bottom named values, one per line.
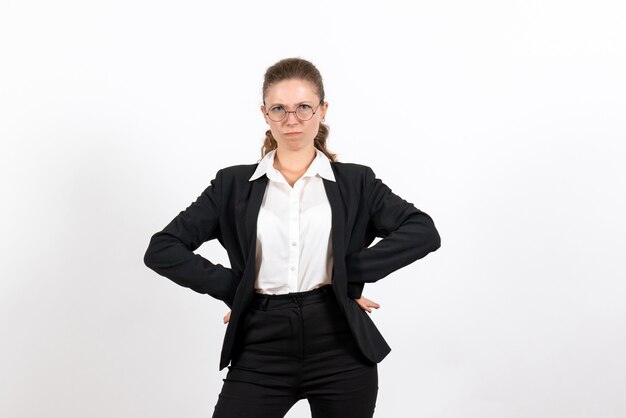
left=354, top=296, right=380, bottom=313
left=223, top=310, right=231, bottom=324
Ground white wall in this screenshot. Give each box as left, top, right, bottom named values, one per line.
left=1, top=1, right=625, bottom=417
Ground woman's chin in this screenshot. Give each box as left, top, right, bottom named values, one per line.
left=280, top=137, right=312, bottom=149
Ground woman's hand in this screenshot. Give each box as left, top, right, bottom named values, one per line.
left=354, top=296, right=380, bottom=313
left=223, top=310, right=231, bottom=324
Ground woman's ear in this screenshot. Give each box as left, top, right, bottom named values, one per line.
left=260, top=105, right=269, bottom=124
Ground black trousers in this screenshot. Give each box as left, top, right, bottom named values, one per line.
left=212, top=284, right=378, bottom=418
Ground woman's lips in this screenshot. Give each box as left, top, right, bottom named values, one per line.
left=285, top=132, right=302, bottom=136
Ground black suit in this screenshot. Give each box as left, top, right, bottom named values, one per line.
left=144, top=161, right=441, bottom=370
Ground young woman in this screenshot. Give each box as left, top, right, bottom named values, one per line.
left=144, top=57, right=441, bottom=418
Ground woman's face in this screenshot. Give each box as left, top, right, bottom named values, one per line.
left=261, top=78, right=328, bottom=153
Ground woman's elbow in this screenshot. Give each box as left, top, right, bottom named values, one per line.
left=416, top=211, right=441, bottom=253
left=143, top=245, right=156, bottom=270
left=431, top=228, right=441, bottom=252
left=143, top=235, right=162, bottom=270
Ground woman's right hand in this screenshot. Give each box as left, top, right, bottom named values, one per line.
left=353, top=296, right=380, bottom=313
left=223, top=310, right=231, bottom=324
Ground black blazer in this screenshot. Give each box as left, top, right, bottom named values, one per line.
left=144, top=161, right=441, bottom=370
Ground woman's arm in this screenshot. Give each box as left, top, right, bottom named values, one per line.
left=346, top=166, right=441, bottom=284
left=143, top=169, right=239, bottom=308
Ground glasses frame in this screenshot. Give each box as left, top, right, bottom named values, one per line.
left=264, top=99, right=324, bottom=122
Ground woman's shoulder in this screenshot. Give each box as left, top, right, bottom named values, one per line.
left=217, top=163, right=258, bottom=179
left=330, top=161, right=375, bottom=178
left=208, top=163, right=258, bottom=181
left=331, top=160, right=372, bottom=170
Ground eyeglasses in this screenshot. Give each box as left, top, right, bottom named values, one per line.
left=264, top=99, right=324, bottom=122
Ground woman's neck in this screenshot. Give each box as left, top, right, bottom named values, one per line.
left=273, top=146, right=316, bottom=174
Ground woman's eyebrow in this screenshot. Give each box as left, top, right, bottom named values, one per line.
left=268, top=101, right=313, bottom=107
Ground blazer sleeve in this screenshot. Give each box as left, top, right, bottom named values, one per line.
left=345, top=166, right=441, bottom=284
left=143, top=169, right=238, bottom=308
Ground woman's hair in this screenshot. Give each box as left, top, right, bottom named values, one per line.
left=260, top=57, right=338, bottom=162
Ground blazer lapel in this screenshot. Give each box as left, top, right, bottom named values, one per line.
left=230, top=174, right=266, bottom=301
left=322, top=176, right=348, bottom=296
left=221, top=174, right=267, bottom=364
left=244, top=175, right=268, bottom=260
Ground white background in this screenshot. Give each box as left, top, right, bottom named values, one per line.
left=1, top=1, right=625, bottom=417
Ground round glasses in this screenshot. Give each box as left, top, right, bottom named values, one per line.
left=265, top=99, right=324, bottom=122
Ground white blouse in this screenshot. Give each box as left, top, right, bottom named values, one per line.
left=248, top=148, right=336, bottom=295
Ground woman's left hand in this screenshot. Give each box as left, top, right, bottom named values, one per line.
left=354, top=296, right=380, bottom=313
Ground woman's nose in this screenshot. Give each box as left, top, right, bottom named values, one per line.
left=285, top=112, right=299, bottom=124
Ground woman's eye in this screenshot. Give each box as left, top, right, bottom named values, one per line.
left=299, top=104, right=312, bottom=110
left=270, top=106, right=283, bottom=112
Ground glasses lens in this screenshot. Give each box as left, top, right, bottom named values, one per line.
left=296, top=105, right=314, bottom=121
left=268, top=107, right=285, bottom=121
